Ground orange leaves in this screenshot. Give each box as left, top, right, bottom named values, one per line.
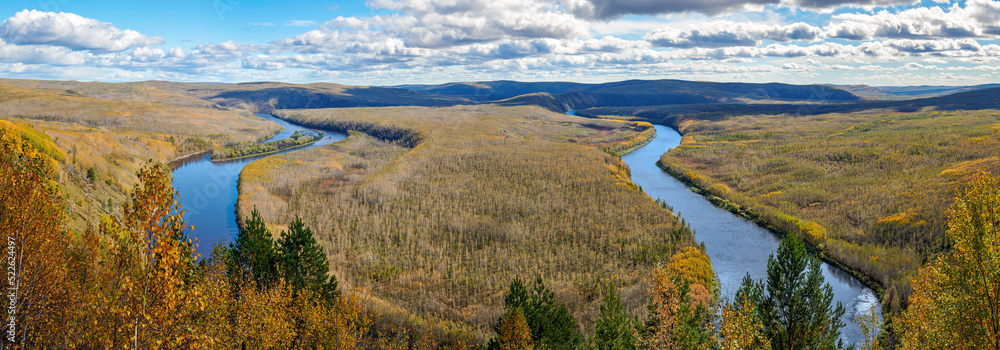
left=498, top=308, right=534, bottom=350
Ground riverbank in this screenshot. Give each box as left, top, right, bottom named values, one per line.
left=211, top=132, right=324, bottom=161
left=170, top=113, right=347, bottom=259
left=617, top=124, right=881, bottom=346
left=604, top=123, right=656, bottom=157
left=655, top=157, right=885, bottom=299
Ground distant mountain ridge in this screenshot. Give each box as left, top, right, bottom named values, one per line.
left=399, top=79, right=861, bottom=111
left=831, top=83, right=1000, bottom=100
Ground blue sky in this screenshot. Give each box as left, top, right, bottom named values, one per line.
left=0, top=0, right=997, bottom=86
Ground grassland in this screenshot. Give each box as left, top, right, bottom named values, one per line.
left=237, top=105, right=696, bottom=341
left=0, top=83, right=280, bottom=230
left=650, top=107, right=1000, bottom=313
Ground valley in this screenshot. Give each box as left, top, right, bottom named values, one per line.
left=3, top=76, right=999, bottom=348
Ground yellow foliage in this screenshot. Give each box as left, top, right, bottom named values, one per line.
left=900, top=171, right=1000, bottom=350
left=0, top=122, right=73, bottom=347
left=667, top=246, right=714, bottom=301
left=716, top=296, right=771, bottom=350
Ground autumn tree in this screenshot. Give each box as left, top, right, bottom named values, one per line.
left=899, top=171, right=1000, bottom=350
left=499, top=308, right=534, bottom=350
left=737, top=234, right=846, bottom=350
left=593, top=285, right=637, bottom=350
left=89, top=163, right=222, bottom=348
left=716, top=295, right=771, bottom=350
left=642, top=263, right=712, bottom=350
left=854, top=305, right=882, bottom=350
left=0, top=122, right=73, bottom=347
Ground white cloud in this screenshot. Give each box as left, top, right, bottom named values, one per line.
left=362, top=0, right=589, bottom=48
left=563, top=0, right=916, bottom=19
left=645, top=21, right=823, bottom=48
left=0, top=39, right=88, bottom=65
left=285, top=20, right=317, bottom=27
left=0, top=10, right=163, bottom=52
left=826, top=0, right=1000, bottom=40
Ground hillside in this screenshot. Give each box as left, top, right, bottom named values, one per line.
left=876, top=84, right=1000, bottom=98
left=400, top=79, right=860, bottom=109
left=239, top=105, right=704, bottom=340
left=0, top=83, right=280, bottom=230
left=143, top=81, right=471, bottom=111
left=0, top=78, right=218, bottom=108
left=493, top=79, right=859, bottom=111
left=577, top=87, right=1000, bottom=127
left=395, top=80, right=589, bottom=101
left=0, top=79, right=472, bottom=112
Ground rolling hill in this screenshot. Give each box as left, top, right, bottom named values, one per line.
left=401, top=79, right=861, bottom=111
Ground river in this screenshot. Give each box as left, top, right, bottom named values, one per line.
left=621, top=124, right=881, bottom=346
left=172, top=111, right=879, bottom=345
left=170, top=113, right=346, bottom=258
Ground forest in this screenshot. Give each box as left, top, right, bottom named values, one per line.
left=242, top=105, right=694, bottom=341
left=2, top=76, right=1000, bottom=348
left=1, top=118, right=904, bottom=349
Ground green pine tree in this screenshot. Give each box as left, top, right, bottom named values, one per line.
left=491, top=277, right=583, bottom=350
left=227, top=208, right=278, bottom=290
left=593, top=285, right=637, bottom=350
left=737, top=234, right=846, bottom=350
left=276, top=216, right=339, bottom=302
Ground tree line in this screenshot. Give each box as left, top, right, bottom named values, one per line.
left=211, top=130, right=324, bottom=161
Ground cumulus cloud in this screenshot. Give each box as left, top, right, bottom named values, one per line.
left=0, top=39, right=88, bottom=65
left=826, top=0, right=1000, bottom=40
left=645, top=21, right=823, bottom=48
left=563, top=0, right=916, bottom=19
left=2, top=1, right=1000, bottom=85
left=362, top=0, right=589, bottom=48
left=563, top=0, right=776, bottom=19
left=0, top=10, right=163, bottom=52
left=788, top=0, right=919, bottom=11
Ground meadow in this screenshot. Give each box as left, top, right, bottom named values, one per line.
left=0, top=83, right=280, bottom=230
left=651, top=107, right=1000, bottom=313
left=238, top=105, right=700, bottom=340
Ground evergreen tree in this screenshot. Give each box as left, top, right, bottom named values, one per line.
left=227, top=208, right=278, bottom=290
left=737, top=234, right=846, bottom=350
left=276, top=216, right=339, bottom=302
left=491, top=277, right=583, bottom=350
left=593, top=285, right=637, bottom=350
